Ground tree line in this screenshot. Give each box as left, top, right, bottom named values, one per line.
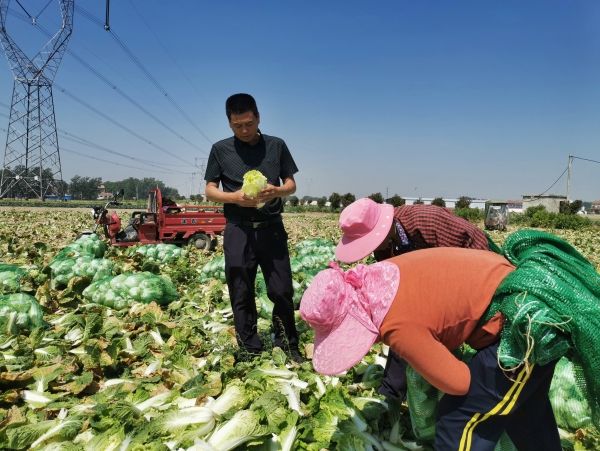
left=286, top=192, right=475, bottom=210
left=69, top=176, right=180, bottom=200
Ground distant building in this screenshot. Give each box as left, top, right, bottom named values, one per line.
left=521, top=194, right=566, bottom=214
left=97, top=184, right=112, bottom=200
left=506, top=200, right=524, bottom=214
left=400, top=197, right=487, bottom=210
left=591, top=200, right=600, bottom=214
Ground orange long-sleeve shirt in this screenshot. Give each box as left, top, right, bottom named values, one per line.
left=379, top=248, right=515, bottom=395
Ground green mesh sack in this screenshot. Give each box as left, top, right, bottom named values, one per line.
left=405, top=365, right=442, bottom=442
left=54, top=234, right=107, bottom=260
left=49, top=256, right=115, bottom=289
left=82, top=272, right=178, bottom=310
left=481, top=229, right=600, bottom=428
left=0, top=263, right=25, bottom=294
left=0, top=293, right=44, bottom=334
left=549, top=357, right=592, bottom=430
left=131, top=243, right=184, bottom=263
left=199, top=255, right=225, bottom=283
left=290, top=239, right=335, bottom=275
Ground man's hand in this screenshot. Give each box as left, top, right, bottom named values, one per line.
left=230, top=189, right=259, bottom=207
left=258, top=184, right=281, bottom=203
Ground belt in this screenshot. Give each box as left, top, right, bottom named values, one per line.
left=227, top=216, right=282, bottom=230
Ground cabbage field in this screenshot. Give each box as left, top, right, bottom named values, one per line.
left=0, top=208, right=599, bottom=450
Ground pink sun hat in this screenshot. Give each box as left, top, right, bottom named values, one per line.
left=299, top=261, right=400, bottom=375
left=335, top=198, right=394, bottom=263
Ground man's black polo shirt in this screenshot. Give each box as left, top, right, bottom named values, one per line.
left=204, top=132, right=298, bottom=221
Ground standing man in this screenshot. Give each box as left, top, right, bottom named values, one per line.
left=335, top=198, right=491, bottom=401
left=204, top=93, right=303, bottom=363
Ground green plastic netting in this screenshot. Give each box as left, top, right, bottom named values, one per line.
left=481, top=229, right=600, bottom=428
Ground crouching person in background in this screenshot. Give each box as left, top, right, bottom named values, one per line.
left=302, top=229, right=600, bottom=450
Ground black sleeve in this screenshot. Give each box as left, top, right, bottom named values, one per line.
left=204, top=145, right=222, bottom=182
left=280, top=141, right=299, bottom=179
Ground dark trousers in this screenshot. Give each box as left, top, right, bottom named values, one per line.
left=223, top=221, right=299, bottom=353
left=378, top=350, right=408, bottom=401
left=435, top=342, right=560, bottom=451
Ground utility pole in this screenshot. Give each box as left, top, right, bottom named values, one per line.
left=0, top=0, right=74, bottom=199
left=566, top=154, right=573, bottom=202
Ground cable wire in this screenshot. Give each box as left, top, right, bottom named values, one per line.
left=55, top=83, right=195, bottom=167
left=0, top=107, right=204, bottom=175
left=75, top=4, right=214, bottom=145
left=572, top=155, right=600, bottom=165
left=60, top=145, right=194, bottom=174
left=522, top=165, right=569, bottom=202
left=126, top=0, right=215, bottom=114
left=7, top=7, right=209, bottom=157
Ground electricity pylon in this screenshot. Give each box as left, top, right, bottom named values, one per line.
left=0, top=0, right=74, bottom=199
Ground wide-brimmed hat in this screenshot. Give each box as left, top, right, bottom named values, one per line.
left=335, top=198, right=394, bottom=263
left=299, top=261, right=400, bottom=375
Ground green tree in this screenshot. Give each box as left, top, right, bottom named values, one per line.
left=329, top=192, right=341, bottom=210
left=104, top=177, right=179, bottom=200
left=388, top=194, right=405, bottom=207
left=431, top=197, right=446, bottom=207
left=317, top=196, right=327, bottom=208
left=288, top=195, right=299, bottom=207
left=455, top=196, right=472, bottom=209
left=70, top=175, right=102, bottom=200
left=560, top=200, right=583, bottom=215
left=413, top=198, right=424, bottom=205
left=341, top=193, right=356, bottom=208
left=368, top=192, right=384, bottom=203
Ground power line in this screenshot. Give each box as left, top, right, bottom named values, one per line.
left=59, top=133, right=193, bottom=174
left=572, top=155, right=600, bottom=165
left=126, top=0, right=215, bottom=115
left=60, top=146, right=193, bottom=174
left=7, top=7, right=209, bottom=157
left=0, top=107, right=205, bottom=175
left=54, top=83, right=195, bottom=167
left=522, top=154, right=599, bottom=203
left=75, top=4, right=214, bottom=146
left=522, top=165, right=569, bottom=202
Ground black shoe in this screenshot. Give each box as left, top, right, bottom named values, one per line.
left=287, top=348, right=306, bottom=364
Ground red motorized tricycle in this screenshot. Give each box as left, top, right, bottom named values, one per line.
left=89, top=187, right=226, bottom=250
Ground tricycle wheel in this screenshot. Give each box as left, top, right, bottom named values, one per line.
left=191, top=233, right=211, bottom=250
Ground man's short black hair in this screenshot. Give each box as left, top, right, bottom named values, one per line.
left=226, top=93, right=259, bottom=120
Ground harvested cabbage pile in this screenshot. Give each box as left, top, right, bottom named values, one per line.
left=53, top=233, right=107, bottom=259
left=0, top=293, right=44, bottom=334
left=0, top=263, right=25, bottom=294
left=290, top=238, right=335, bottom=276
left=199, top=255, right=226, bottom=283
left=49, top=255, right=114, bottom=289
left=82, top=272, right=179, bottom=309
left=131, top=243, right=185, bottom=263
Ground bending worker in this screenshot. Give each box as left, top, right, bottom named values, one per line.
left=302, top=230, right=600, bottom=450
left=335, top=197, right=492, bottom=401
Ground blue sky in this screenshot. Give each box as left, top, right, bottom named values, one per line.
left=0, top=0, right=598, bottom=201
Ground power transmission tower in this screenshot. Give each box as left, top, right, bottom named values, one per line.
left=0, top=0, right=74, bottom=199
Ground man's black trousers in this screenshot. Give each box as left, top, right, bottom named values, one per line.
left=223, top=221, right=299, bottom=353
